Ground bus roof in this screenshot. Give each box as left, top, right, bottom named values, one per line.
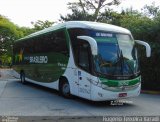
left=18, top=21, right=131, bottom=41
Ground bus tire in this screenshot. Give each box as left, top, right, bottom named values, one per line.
left=20, top=71, right=26, bottom=84
left=59, top=78, right=71, bottom=98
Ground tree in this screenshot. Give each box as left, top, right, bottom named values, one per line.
left=141, top=2, right=160, bottom=18
left=60, top=9, right=95, bottom=21
left=17, top=26, right=34, bottom=36
left=31, top=20, right=54, bottom=31
left=61, top=0, right=121, bottom=21
left=0, top=15, right=23, bottom=66
left=97, top=8, right=122, bottom=24
left=0, top=16, right=54, bottom=66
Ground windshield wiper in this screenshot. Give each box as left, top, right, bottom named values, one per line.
left=111, top=48, right=122, bottom=75
left=120, top=50, right=124, bottom=75
left=111, top=48, right=134, bottom=75
left=124, top=58, right=134, bottom=74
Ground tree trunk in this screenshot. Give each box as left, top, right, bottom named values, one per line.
left=94, top=0, right=103, bottom=21
left=79, top=0, right=86, bottom=14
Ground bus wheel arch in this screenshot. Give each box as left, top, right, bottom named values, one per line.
left=59, top=76, right=71, bottom=98
left=20, top=70, right=26, bottom=84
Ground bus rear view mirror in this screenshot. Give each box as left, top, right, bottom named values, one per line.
left=135, top=40, right=151, bottom=57
left=77, top=36, right=98, bottom=56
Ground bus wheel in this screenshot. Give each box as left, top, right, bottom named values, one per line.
left=20, top=72, right=26, bottom=84
left=60, top=80, right=71, bottom=98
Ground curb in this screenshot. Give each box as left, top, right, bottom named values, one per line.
left=141, top=90, right=160, bottom=95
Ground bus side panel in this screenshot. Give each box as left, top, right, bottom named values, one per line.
left=13, top=29, right=69, bottom=84
left=13, top=52, right=68, bottom=82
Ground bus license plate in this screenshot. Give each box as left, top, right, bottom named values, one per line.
left=119, top=93, right=127, bottom=97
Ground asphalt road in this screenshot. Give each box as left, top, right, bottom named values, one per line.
left=0, top=69, right=160, bottom=121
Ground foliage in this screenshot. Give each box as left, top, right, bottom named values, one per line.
left=0, top=17, right=54, bottom=66
left=60, top=9, right=95, bottom=21
left=0, top=15, right=24, bottom=66
left=17, top=26, right=34, bottom=37
left=31, top=20, right=54, bottom=31
left=141, top=2, right=160, bottom=17
left=0, top=54, right=12, bottom=66
left=61, top=0, right=121, bottom=21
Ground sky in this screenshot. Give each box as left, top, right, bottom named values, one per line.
left=0, top=0, right=160, bottom=27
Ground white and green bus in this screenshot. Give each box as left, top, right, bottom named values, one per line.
left=13, top=21, right=151, bottom=101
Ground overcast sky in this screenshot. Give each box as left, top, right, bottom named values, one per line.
left=0, top=0, right=160, bottom=27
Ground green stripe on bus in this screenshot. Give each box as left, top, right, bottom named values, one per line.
left=100, top=76, right=140, bottom=87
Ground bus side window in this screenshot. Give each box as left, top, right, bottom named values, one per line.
left=27, top=30, right=69, bottom=55
left=53, top=31, right=69, bottom=56
left=78, top=40, right=91, bottom=72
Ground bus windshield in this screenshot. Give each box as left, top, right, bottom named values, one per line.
left=93, top=32, right=139, bottom=78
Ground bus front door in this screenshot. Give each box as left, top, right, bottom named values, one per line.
left=77, top=40, right=91, bottom=99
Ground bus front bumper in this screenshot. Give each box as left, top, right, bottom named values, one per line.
left=90, top=83, right=141, bottom=101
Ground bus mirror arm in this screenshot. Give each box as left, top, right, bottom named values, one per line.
left=135, top=40, right=151, bottom=57
left=77, top=36, right=98, bottom=56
